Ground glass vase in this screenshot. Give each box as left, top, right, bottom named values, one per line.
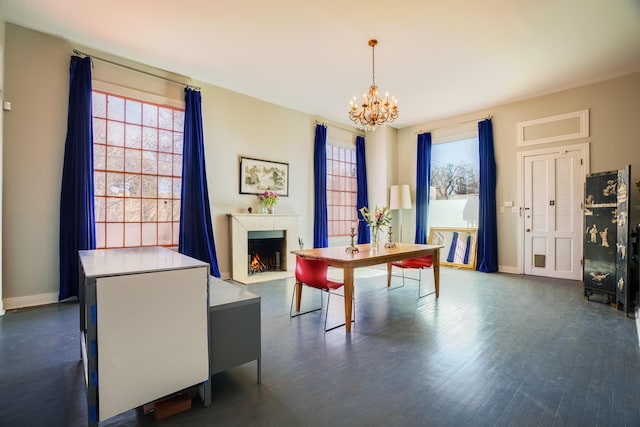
left=370, top=228, right=380, bottom=251
left=261, top=205, right=268, bottom=214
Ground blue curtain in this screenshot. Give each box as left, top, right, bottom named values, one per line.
left=59, top=56, right=95, bottom=301
left=355, top=136, right=370, bottom=244
left=415, top=132, right=432, bottom=244
left=477, top=118, right=498, bottom=272
left=313, top=124, right=328, bottom=248
left=179, top=88, right=220, bottom=277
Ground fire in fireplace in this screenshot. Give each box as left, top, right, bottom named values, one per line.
left=248, top=230, right=286, bottom=275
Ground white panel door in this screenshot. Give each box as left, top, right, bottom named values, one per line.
left=523, top=150, right=584, bottom=279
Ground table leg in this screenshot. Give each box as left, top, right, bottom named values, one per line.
left=343, top=267, right=354, bottom=332
left=434, top=248, right=440, bottom=298
left=294, top=280, right=303, bottom=312
left=386, top=263, right=392, bottom=288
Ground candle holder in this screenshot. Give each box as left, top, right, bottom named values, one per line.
left=345, top=226, right=359, bottom=254
left=384, top=225, right=396, bottom=248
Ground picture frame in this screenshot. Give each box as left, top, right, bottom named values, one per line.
left=239, top=156, right=289, bottom=196
left=428, top=227, right=477, bottom=270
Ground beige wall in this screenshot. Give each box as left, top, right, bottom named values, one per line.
left=2, top=23, right=321, bottom=306
left=398, top=71, right=640, bottom=271
left=3, top=22, right=640, bottom=305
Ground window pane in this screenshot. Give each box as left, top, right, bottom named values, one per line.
left=173, top=200, right=181, bottom=221
left=158, top=130, right=173, bottom=153
left=94, top=144, right=106, bottom=170
left=124, top=174, right=141, bottom=197
left=173, top=133, right=183, bottom=154
left=107, top=121, right=124, bottom=146
left=142, top=127, right=158, bottom=151
left=158, top=199, right=172, bottom=221
left=106, top=172, right=124, bottom=196
left=125, top=99, right=142, bottom=124
left=142, top=199, right=157, bottom=221
left=93, top=92, right=106, bottom=118
left=172, top=178, right=181, bottom=198
left=94, top=172, right=106, bottom=196
left=107, top=96, right=124, bottom=121
left=95, top=223, right=106, bottom=248
left=143, top=104, right=158, bottom=127
left=106, top=147, right=124, bottom=171
left=158, top=177, right=172, bottom=199
left=93, top=118, right=106, bottom=144
left=158, top=153, right=172, bottom=176
left=95, top=197, right=105, bottom=221
left=159, top=107, right=172, bottom=130
left=124, top=149, right=141, bottom=173
left=142, top=223, right=157, bottom=245
left=142, top=151, right=157, bottom=174
left=106, top=223, right=124, bottom=247
left=158, top=223, right=172, bottom=245
left=172, top=222, right=179, bottom=245
left=142, top=175, right=157, bottom=198
left=173, top=155, right=182, bottom=177
left=125, top=198, right=141, bottom=222
left=106, top=197, right=123, bottom=222
left=125, top=223, right=141, bottom=247
left=125, top=124, right=142, bottom=148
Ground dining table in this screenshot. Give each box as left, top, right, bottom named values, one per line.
left=291, top=243, right=442, bottom=332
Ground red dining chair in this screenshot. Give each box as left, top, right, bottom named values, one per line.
left=389, top=255, right=435, bottom=299
left=289, top=257, right=354, bottom=332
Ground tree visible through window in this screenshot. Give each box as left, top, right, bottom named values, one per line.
left=92, top=90, right=184, bottom=248
left=327, top=144, right=358, bottom=237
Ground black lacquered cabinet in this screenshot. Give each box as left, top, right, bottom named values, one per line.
left=583, top=166, right=632, bottom=315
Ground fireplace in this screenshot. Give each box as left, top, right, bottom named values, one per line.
left=248, top=230, right=286, bottom=274
left=229, top=214, right=298, bottom=284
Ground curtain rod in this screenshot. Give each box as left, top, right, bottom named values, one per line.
left=315, top=120, right=365, bottom=136
left=415, top=114, right=493, bottom=134
left=72, top=49, right=201, bottom=91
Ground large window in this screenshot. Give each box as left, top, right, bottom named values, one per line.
left=92, top=90, right=184, bottom=249
left=326, top=144, right=358, bottom=237
left=429, top=136, right=479, bottom=228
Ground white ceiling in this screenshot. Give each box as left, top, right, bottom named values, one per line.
left=1, top=0, right=640, bottom=129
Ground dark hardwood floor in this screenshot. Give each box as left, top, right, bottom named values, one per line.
left=1, top=268, right=638, bottom=426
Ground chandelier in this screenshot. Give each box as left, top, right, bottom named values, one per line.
left=348, top=39, right=398, bottom=130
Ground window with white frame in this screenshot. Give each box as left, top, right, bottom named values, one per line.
left=92, top=90, right=184, bottom=249
left=326, top=143, right=358, bottom=237
left=429, top=133, right=479, bottom=229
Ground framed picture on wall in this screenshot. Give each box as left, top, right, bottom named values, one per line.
left=239, top=156, right=289, bottom=196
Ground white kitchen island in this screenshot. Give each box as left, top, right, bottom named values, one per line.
left=78, top=246, right=211, bottom=426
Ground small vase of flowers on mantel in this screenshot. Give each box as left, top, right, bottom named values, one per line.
left=258, top=191, right=279, bottom=214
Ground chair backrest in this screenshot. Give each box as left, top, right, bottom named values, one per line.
left=295, top=257, right=329, bottom=290
left=400, top=255, right=433, bottom=268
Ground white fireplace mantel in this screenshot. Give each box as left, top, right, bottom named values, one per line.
left=228, top=214, right=298, bottom=284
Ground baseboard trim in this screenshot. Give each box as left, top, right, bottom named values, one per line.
left=3, top=292, right=59, bottom=310
left=498, top=265, right=520, bottom=274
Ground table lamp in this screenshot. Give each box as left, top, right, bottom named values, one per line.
left=389, top=184, right=412, bottom=242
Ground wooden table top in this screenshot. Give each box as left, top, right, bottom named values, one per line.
left=291, top=243, right=442, bottom=268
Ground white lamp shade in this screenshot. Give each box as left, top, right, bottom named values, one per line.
left=389, top=185, right=412, bottom=210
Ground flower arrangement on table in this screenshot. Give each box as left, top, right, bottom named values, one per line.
left=359, top=205, right=392, bottom=248
left=258, top=191, right=279, bottom=213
